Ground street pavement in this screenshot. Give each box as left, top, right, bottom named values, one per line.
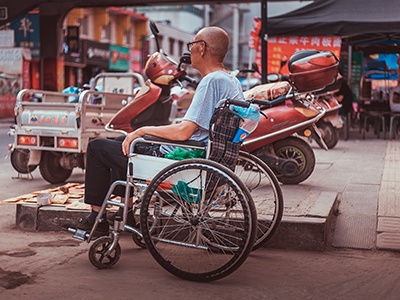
left=282, top=129, right=399, bottom=252
left=1, top=117, right=399, bottom=252
left=1, top=120, right=400, bottom=298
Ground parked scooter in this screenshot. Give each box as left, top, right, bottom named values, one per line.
left=241, top=50, right=339, bottom=184
left=241, top=81, right=326, bottom=184
left=268, top=52, right=342, bottom=150
left=311, top=87, right=342, bottom=149
left=108, top=28, right=337, bottom=185
left=234, top=58, right=334, bottom=184
left=105, top=22, right=196, bottom=134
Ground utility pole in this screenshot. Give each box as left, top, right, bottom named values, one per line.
left=261, top=0, right=267, bottom=84
left=232, top=4, right=239, bottom=71
left=204, top=4, right=210, bottom=27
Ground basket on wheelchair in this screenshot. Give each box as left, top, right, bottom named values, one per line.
left=69, top=99, right=283, bottom=282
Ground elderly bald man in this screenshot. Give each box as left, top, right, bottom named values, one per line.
left=76, top=26, right=245, bottom=236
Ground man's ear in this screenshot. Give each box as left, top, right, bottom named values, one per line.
left=199, top=44, right=206, bottom=57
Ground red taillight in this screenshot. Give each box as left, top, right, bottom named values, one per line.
left=57, top=138, right=78, bottom=149
left=328, top=100, right=338, bottom=108
left=18, top=135, right=37, bottom=146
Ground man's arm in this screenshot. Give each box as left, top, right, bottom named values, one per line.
left=122, top=120, right=198, bottom=155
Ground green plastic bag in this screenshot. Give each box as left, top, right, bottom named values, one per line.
left=164, top=147, right=205, bottom=161
left=171, top=180, right=202, bottom=204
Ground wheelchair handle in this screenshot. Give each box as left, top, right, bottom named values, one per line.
left=129, top=137, right=146, bottom=156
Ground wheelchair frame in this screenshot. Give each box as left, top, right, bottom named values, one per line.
left=69, top=99, right=283, bottom=281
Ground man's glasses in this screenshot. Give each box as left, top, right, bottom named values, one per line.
left=187, top=40, right=207, bottom=51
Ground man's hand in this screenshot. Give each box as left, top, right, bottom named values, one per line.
left=121, top=121, right=197, bottom=156
left=122, top=129, right=143, bottom=156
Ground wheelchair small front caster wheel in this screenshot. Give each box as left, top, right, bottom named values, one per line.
left=88, top=236, right=121, bottom=269
left=132, top=228, right=146, bottom=249
left=131, top=217, right=155, bottom=249
left=132, top=233, right=146, bottom=248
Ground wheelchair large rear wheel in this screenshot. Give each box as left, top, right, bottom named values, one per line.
left=140, top=159, right=256, bottom=282
left=236, top=151, right=283, bottom=250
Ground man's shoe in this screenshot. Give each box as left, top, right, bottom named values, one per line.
left=109, top=208, right=135, bottom=227
left=76, top=215, right=109, bottom=237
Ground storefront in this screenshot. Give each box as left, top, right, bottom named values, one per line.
left=254, top=34, right=342, bottom=75
left=82, top=40, right=110, bottom=85
left=8, top=12, right=39, bottom=90
left=0, top=48, right=31, bottom=118
left=263, top=0, right=400, bottom=139
left=109, top=44, right=130, bottom=72
left=129, top=48, right=142, bottom=73
left=63, top=26, right=85, bottom=88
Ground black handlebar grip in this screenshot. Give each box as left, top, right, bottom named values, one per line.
left=250, top=94, right=288, bottom=107
left=183, top=75, right=197, bottom=84
left=228, top=99, right=251, bottom=108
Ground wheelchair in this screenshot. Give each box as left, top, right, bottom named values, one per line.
left=69, top=99, right=283, bottom=282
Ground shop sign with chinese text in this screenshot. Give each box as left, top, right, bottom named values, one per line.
left=255, top=35, right=342, bottom=74
left=9, top=13, right=40, bottom=59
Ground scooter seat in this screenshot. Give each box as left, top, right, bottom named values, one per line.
left=244, top=81, right=290, bottom=101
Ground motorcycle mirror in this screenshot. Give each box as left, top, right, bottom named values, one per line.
left=180, top=52, right=191, bottom=64
left=177, top=52, right=192, bottom=70
left=266, top=74, right=280, bottom=83
left=149, top=21, right=159, bottom=37
left=149, top=21, right=160, bottom=52
left=280, top=56, right=288, bottom=68
left=251, top=62, right=260, bottom=74
left=278, top=56, right=288, bottom=74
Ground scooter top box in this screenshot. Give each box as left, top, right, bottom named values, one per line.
left=288, top=50, right=339, bottom=93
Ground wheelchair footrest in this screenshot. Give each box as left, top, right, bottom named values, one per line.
left=68, top=227, right=88, bottom=241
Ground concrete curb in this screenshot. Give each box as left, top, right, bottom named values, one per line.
left=266, top=192, right=338, bottom=251
left=15, top=191, right=339, bottom=252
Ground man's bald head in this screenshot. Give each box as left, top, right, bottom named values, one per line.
left=195, top=27, right=229, bottom=62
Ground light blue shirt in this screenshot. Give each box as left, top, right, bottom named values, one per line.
left=160, top=71, right=244, bottom=154
left=183, top=70, right=244, bottom=142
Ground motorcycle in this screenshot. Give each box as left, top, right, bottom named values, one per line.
left=241, top=80, right=327, bottom=185
left=233, top=51, right=339, bottom=184
left=107, top=26, right=337, bottom=185
left=105, top=22, right=196, bottom=134
left=239, top=54, right=342, bottom=150
left=311, top=86, right=343, bottom=149
left=243, top=50, right=340, bottom=184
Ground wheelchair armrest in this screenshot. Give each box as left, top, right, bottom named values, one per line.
left=142, top=134, right=206, bottom=148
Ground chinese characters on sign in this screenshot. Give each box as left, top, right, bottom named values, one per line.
left=66, top=26, right=80, bottom=54
left=255, top=35, right=342, bottom=74
left=19, top=17, right=34, bottom=38
left=9, top=14, right=40, bottom=59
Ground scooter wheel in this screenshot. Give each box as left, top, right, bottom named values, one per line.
left=273, top=136, right=315, bottom=185
left=319, top=122, right=340, bottom=149
left=39, top=151, right=73, bottom=184
left=88, top=236, right=121, bottom=269
left=10, top=149, right=37, bottom=174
